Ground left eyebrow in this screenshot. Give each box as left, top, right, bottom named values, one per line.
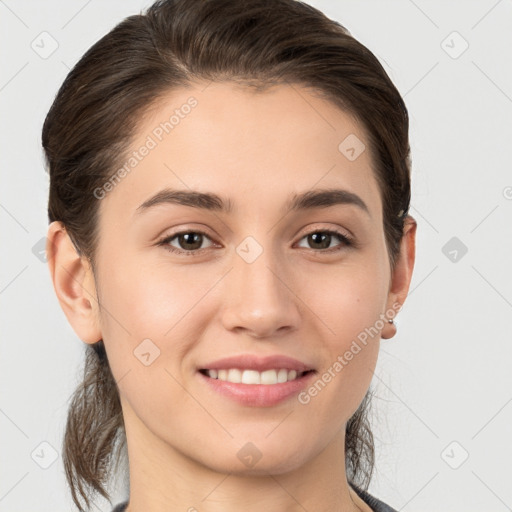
left=288, top=188, right=370, bottom=216
left=134, top=187, right=370, bottom=217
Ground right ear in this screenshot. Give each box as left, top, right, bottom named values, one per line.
left=46, top=221, right=102, bottom=345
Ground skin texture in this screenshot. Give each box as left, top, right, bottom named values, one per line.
left=47, top=81, right=416, bottom=512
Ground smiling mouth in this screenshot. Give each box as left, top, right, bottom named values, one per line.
left=199, top=368, right=315, bottom=385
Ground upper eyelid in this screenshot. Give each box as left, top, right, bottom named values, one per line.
left=158, top=229, right=216, bottom=245
left=159, top=221, right=353, bottom=239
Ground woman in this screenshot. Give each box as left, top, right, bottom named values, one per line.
left=43, top=0, right=416, bottom=511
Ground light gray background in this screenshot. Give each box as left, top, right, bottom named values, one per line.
left=1, top=1, right=511, bottom=511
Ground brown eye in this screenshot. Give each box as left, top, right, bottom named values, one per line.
left=297, top=230, right=352, bottom=251
left=159, top=231, right=214, bottom=254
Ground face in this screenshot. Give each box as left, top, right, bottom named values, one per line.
left=89, top=81, right=400, bottom=475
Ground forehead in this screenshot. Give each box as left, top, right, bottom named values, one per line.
left=97, top=81, right=382, bottom=223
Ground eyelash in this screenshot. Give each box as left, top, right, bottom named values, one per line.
left=156, top=228, right=354, bottom=256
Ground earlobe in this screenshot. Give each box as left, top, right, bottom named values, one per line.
left=46, top=221, right=102, bottom=345
left=382, top=215, right=417, bottom=339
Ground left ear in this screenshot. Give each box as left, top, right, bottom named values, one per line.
left=381, top=215, right=417, bottom=339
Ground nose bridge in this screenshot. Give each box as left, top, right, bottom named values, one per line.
left=220, top=238, right=301, bottom=337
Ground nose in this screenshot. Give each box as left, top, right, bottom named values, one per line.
left=220, top=247, right=302, bottom=339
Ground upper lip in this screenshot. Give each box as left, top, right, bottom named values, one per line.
left=199, top=354, right=314, bottom=372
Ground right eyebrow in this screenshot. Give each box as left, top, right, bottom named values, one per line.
left=134, top=189, right=233, bottom=216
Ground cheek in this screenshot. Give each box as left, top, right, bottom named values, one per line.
left=96, top=252, right=215, bottom=389
left=96, top=259, right=205, bottom=419
left=301, top=256, right=388, bottom=407
left=100, top=252, right=208, bottom=337
left=304, top=256, right=389, bottom=344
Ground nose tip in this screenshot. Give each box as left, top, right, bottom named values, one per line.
left=220, top=259, right=301, bottom=338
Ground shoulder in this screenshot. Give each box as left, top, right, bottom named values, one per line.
left=351, top=484, right=398, bottom=512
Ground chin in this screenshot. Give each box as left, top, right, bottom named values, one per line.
left=197, top=440, right=310, bottom=476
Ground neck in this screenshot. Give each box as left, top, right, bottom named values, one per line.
left=121, top=402, right=370, bottom=512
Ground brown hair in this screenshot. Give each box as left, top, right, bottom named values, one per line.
left=42, top=0, right=411, bottom=510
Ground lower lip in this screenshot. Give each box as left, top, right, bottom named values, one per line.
left=198, top=370, right=317, bottom=407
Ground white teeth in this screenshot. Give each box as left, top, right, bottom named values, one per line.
left=241, top=370, right=260, bottom=384
left=261, top=369, right=278, bottom=384
left=228, top=369, right=242, bottom=383
left=278, top=369, right=288, bottom=383
left=205, top=368, right=305, bottom=384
